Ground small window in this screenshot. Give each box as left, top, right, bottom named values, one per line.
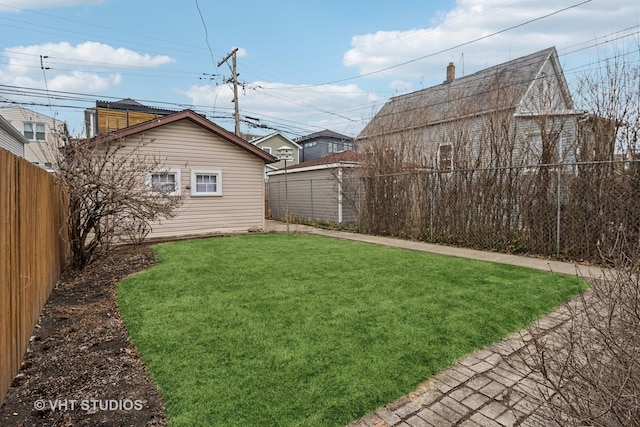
left=438, top=144, right=453, bottom=171
left=262, top=147, right=272, bottom=154
left=23, top=122, right=46, bottom=141
left=147, top=169, right=181, bottom=196
left=191, top=170, right=222, bottom=196
left=35, top=123, right=45, bottom=140
left=328, top=141, right=338, bottom=153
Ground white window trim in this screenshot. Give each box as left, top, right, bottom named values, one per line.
left=191, top=169, right=222, bottom=197
left=146, top=168, right=182, bottom=196
left=23, top=122, right=46, bottom=141
left=262, top=147, right=272, bottom=154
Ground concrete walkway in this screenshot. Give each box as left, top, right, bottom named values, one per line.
left=265, top=221, right=606, bottom=426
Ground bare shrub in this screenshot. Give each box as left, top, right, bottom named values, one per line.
left=514, top=46, right=640, bottom=425
left=518, top=253, right=640, bottom=426
left=58, top=137, right=183, bottom=268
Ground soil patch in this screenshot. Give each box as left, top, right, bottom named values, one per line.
left=0, top=245, right=167, bottom=427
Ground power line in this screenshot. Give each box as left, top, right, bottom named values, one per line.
left=296, top=0, right=593, bottom=88
left=1, top=1, right=637, bottom=139
left=194, top=0, right=216, bottom=68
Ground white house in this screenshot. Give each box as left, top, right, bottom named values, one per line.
left=0, top=107, right=68, bottom=170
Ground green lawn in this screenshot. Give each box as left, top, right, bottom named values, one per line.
left=116, top=233, right=586, bottom=426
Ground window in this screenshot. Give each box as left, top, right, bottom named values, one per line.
left=23, top=122, right=45, bottom=141
left=438, top=144, right=453, bottom=171
left=147, top=169, right=181, bottom=196
left=262, top=147, right=272, bottom=154
left=191, top=170, right=222, bottom=196
left=328, top=141, right=338, bottom=153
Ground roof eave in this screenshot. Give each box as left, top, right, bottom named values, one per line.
left=88, top=110, right=277, bottom=163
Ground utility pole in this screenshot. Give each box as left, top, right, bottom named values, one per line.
left=217, top=48, right=240, bottom=136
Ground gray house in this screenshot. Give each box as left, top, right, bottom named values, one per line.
left=267, top=151, right=359, bottom=223
left=296, top=129, right=355, bottom=163
left=358, top=47, right=590, bottom=170
left=0, top=115, right=27, bottom=158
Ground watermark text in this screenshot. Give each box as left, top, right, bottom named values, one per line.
left=34, top=398, right=143, bottom=412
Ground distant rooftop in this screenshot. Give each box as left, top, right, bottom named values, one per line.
left=95, top=98, right=177, bottom=116
left=295, top=129, right=353, bottom=143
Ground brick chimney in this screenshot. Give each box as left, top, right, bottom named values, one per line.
left=446, top=62, right=455, bottom=82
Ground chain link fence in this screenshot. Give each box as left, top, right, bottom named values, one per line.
left=340, top=160, right=640, bottom=265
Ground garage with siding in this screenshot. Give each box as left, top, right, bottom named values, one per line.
left=266, top=151, right=359, bottom=224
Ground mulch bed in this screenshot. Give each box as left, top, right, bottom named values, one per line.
left=0, top=245, right=167, bottom=427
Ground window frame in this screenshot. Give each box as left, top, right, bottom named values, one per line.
left=261, top=147, right=272, bottom=154
left=191, top=169, right=222, bottom=197
left=437, top=143, right=453, bottom=171
left=147, top=168, right=181, bottom=196
left=23, top=122, right=46, bottom=141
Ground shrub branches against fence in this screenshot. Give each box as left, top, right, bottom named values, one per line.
left=342, top=160, right=640, bottom=265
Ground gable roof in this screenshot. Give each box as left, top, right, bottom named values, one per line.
left=88, top=109, right=276, bottom=163
left=360, top=47, right=569, bottom=138
left=251, top=131, right=302, bottom=149
left=0, top=106, right=58, bottom=123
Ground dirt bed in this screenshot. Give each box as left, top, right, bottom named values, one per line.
left=0, top=245, right=167, bottom=427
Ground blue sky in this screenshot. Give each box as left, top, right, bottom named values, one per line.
left=0, top=0, right=638, bottom=138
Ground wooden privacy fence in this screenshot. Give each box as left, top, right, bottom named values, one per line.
left=0, top=147, right=69, bottom=404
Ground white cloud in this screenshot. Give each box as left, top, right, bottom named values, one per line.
left=0, top=68, right=121, bottom=93
left=1, top=41, right=173, bottom=96
left=0, top=0, right=102, bottom=12
left=184, top=81, right=378, bottom=136
left=48, top=71, right=121, bottom=92
left=4, top=41, right=174, bottom=75
left=343, top=0, right=638, bottom=86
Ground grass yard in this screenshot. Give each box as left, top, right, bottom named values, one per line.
left=116, top=233, right=587, bottom=426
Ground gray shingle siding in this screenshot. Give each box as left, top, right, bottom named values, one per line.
left=358, top=47, right=584, bottom=169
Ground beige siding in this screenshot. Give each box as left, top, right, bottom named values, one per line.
left=122, top=119, right=266, bottom=238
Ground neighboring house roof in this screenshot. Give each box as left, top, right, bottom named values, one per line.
left=273, top=150, right=360, bottom=174
left=0, top=115, right=29, bottom=144
left=251, top=132, right=302, bottom=149
left=295, top=129, right=353, bottom=143
left=359, top=46, right=573, bottom=138
left=0, top=106, right=63, bottom=125
left=87, top=109, right=277, bottom=163
left=95, top=98, right=177, bottom=116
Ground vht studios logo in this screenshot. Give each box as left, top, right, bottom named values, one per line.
left=34, top=399, right=143, bottom=411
